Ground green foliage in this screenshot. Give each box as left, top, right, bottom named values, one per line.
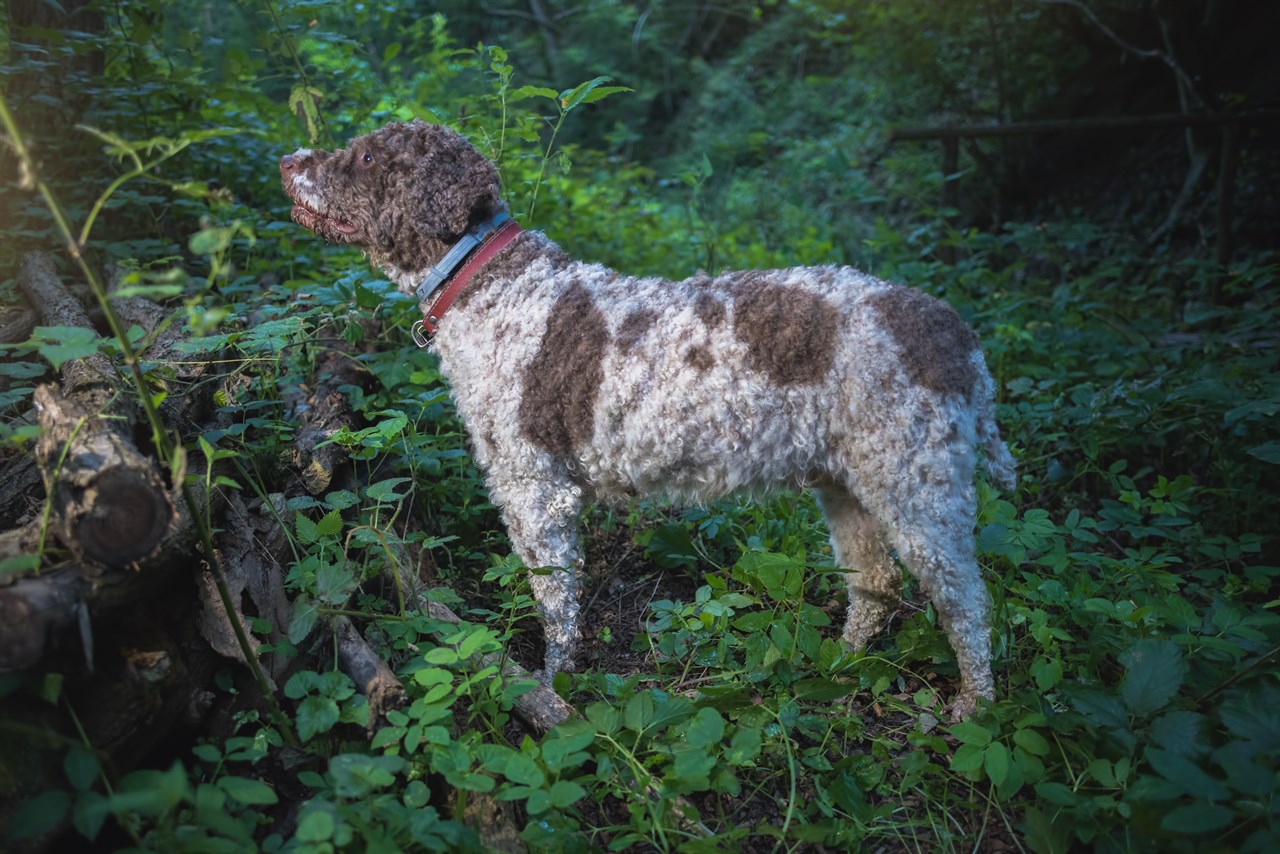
left=3, top=1, right=1278, bottom=851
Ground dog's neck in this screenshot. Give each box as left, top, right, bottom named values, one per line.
left=413, top=211, right=515, bottom=306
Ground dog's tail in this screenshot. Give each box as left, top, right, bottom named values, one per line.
left=972, top=353, right=1017, bottom=492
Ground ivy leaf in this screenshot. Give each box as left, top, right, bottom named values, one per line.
left=1119, top=639, right=1184, bottom=716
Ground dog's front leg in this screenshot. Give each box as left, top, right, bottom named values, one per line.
left=498, top=482, right=585, bottom=680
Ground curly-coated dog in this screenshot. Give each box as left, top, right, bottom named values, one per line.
left=280, top=119, right=1016, bottom=718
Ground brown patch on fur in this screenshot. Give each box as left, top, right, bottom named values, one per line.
left=693, top=293, right=725, bottom=328
left=685, top=346, right=715, bottom=371
left=616, top=308, right=657, bottom=353
left=866, top=286, right=979, bottom=397
left=731, top=275, right=837, bottom=385
left=519, top=283, right=609, bottom=457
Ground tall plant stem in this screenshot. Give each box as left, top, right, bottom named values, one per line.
left=0, top=95, right=299, bottom=748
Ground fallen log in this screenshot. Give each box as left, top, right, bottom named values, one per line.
left=0, top=484, right=203, bottom=673
left=19, top=252, right=173, bottom=567
left=107, top=263, right=213, bottom=432
left=285, top=347, right=363, bottom=495
left=332, top=615, right=406, bottom=729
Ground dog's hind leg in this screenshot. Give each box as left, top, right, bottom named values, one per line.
left=884, top=479, right=994, bottom=720
left=497, top=480, right=585, bottom=678
left=815, top=484, right=903, bottom=650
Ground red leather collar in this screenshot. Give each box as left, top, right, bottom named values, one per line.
left=421, top=218, right=523, bottom=336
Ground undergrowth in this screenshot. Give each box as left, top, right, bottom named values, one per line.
left=2, top=4, right=1278, bottom=852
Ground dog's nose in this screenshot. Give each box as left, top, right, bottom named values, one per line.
left=279, top=154, right=296, bottom=175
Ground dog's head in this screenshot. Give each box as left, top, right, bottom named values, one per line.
left=279, top=119, right=502, bottom=276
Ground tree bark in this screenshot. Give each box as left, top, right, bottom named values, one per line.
left=20, top=252, right=174, bottom=568
left=333, top=616, right=406, bottom=729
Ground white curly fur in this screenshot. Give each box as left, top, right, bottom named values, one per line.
left=281, top=123, right=1017, bottom=719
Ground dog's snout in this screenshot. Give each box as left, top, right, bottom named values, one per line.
left=279, top=154, right=296, bottom=175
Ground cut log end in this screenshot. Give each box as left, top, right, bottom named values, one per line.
left=74, top=467, right=174, bottom=566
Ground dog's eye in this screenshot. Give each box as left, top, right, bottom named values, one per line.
left=362, top=152, right=373, bottom=165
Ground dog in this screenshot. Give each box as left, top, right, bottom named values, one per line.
left=280, top=119, right=1016, bottom=718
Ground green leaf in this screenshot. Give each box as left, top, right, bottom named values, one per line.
left=558, top=76, right=618, bottom=111
left=502, top=754, right=545, bottom=788
left=686, top=707, right=725, bottom=748
left=1030, top=656, right=1063, bottom=692
left=984, top=742, right=1010, bottom=787
left=217, top=775, right=278, bottom=805
left=1148, top=710, right=1204, bottom=755
left=315, top=561, right=356, bottom=605
left=1160, top=802, right=1234, bottom=834
left=1246, top=442, right=1280, bottom=464
left=189, top=225, right=234, bottom=255
left=71, top=789, right=109, bottom=841
left=297, top=696, right=340, bottom=742
left=1119, top=638, right=1184, bottom=716
left=64, top=746, right=100, bottom=792
left=31, top=326, right=101, bottom=370
left=370, top=727, right=403, bottom=749
left=526, top=789, right=551, bottom=815
left=507, top=85, right=558, bottom=102
left=586, top=702, right=620, bottom=735
left=624, top=691, right=654, bottom=732
left=549, top=780, right=587, bottom=808
left=949, top=743, right=985, bottom=773
left=423, top=646, right=460, bottom=665
left=0, top=553, right=41, bottom=578
left=793, top=677, right=857, bottom=702
left=366, top=477, right=413, bottom=503
left=949, top=721, right=992, bottom=747
left=542, top=720, right=595, bottom=771
left=1013, top=728, right=1051, bottom=757
left=296, top=513, right=319, bottom=544
left=296, top=809, right=335, bottom=842
left=1145, top=748, right=1229, bottom=801
left=288, top=597, right=319, bottom=644
left=10, top=790, right=70, bottom=839
left=325, top=489, right=360, bottom=510
left=579, top=85, right=633, bottom=105
left=725, top=727, right=762, bottom=765
left=315, top=508, right=343, bottom=537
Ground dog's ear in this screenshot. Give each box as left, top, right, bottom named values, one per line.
left=406, top=123, right=501, bottom=241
